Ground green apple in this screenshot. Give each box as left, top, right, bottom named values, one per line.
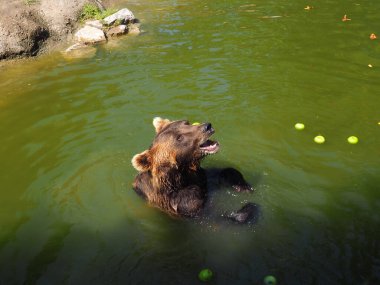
left=314, top=135, right=325, bottom=144
left=294, top=123, right=305, bottom=130
left=264, top=275, right=277, bottom=285
left=198, top=268, right=213, bottom=282
left=347, top=136, right=359, bottom=144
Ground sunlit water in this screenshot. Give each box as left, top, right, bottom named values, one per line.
left=0, top=0, right=379, bottom=284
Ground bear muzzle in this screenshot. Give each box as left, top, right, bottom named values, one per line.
left=199, top=123, right=219, bottom=155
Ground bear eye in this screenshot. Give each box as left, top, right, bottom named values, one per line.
left=176, top=135, right=184, bottom=142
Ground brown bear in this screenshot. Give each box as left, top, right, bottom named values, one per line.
left=131, top=117, right=256, bottom=223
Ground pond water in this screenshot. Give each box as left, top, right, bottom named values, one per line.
left=0, top=0, right=379, bottom=284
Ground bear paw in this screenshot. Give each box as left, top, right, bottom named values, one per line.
left=232, top=183, right=254, bottom=193
left=227, top=202, right=259, bottom=224
left=219, top=168, right=254, bottom=193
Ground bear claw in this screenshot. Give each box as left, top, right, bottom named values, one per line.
left=227, top=202, right=259, bottom=224
left=232, top=184, right=254, bottom=193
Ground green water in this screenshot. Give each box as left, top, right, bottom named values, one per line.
left=1, top=0, right=379, bottom=284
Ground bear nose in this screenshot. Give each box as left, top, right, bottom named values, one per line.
left=203, top=123, right=213, bottom=133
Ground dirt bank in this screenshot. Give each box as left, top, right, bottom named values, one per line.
left=0, top=0, right=119, bottom=60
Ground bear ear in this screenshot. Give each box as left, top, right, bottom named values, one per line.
left=131, top=150, right=152, bottom=172
left=153, top=117, right=171, bottom=133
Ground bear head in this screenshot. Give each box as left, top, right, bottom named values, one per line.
left=132, top=117, right=220, bottom=173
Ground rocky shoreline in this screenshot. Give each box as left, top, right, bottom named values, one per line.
left=64, top=8, right=140, bottom=58
left=0, top=0, right=137, bottom=61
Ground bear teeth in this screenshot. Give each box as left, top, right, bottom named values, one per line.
left=199, top=140, right=220, bottom=154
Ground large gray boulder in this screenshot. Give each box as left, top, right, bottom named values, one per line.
left=74, top=26, right=106, bottom=44
left=37, top=0, right=89, bottom=37
left=103, top=8, right=135, bottom=25
left=0, top=6, right=49, bottom=60
left=0, top=0, right=88, bottom=60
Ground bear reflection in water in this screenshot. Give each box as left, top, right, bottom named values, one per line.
left=131, top=117, right=259, bottom=224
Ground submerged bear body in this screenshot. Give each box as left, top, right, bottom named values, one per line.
left=133, top=167, right=207, bottom=216
left=131, top=117, right=255, bottom=223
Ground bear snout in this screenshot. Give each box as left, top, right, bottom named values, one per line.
left=203, top=123, right=214, bottom=134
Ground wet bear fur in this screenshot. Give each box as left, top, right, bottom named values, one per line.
left=131, top=117, right=255, bottom=223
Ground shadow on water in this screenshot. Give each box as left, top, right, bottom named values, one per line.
left=0, top=156, right=379, bottom=285
left=259, top=174, right=380, bottom=285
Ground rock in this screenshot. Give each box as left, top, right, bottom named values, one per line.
left=85, top=20, right=103, bottom=30
left=62, top=45, right=97, bottom=60
left=74, top=26, right=106, bottom=44
left=0, top=0, right=91, bottom=60
left=37, top=0, right=89, bottom=37
left=0, top=7, right=49, bottom=60
left=0, top=2, right=139, bottom=61
left=103, top=8, right=135, bottom=26
left=64, top=43, right=87, bottom=52
left=128, top=23, right=141, bottom=35
left=106, top=25, right=128, bottom=37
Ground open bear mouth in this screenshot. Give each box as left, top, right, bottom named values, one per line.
left=199, top=139, right=220, bottom=154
